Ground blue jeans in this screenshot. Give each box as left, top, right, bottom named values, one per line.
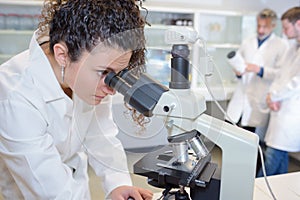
left=256, top=146, right=289, bottom=177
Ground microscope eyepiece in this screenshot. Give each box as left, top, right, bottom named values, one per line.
left=104, top=71, right=117, bottom=88
left=104, top=70, right=168, bottom=117
left=104, top=71, right=131, bottom=97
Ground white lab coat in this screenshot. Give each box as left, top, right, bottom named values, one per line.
left=0, top=32, right=132, bottom=199
left=264, top=43, right=300, bottom=152
left=226, top=33, right=288, bottom=127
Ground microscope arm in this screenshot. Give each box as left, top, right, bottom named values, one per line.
left=193, top=114, right=258, bottom=200
left=152, top=89, right=259, bottom=200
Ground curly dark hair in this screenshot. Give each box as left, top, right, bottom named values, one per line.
left=38, top=0, right=146, bottom=70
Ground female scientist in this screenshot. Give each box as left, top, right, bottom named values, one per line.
left=0, top=0, right=153, bottom=199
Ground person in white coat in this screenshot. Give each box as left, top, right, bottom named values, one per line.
left=257, top=7, right=300, bottom=177
left=226, top=8, right=288, bottom=135
left=0, top=0, right=153, bottom=199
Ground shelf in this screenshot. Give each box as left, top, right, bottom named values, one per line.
left=206, top=43, right=240, bottom=49
left=0, top=29, right=34, bottom=35
left=145, top=24, right=186, bottom=29
left=147, top=46, right=172, bottom=51
left=143, top=3, right=197, bottom=14
left=0, top=0, right=42, bottom=6
left=143, top=2, right=248, bottom=16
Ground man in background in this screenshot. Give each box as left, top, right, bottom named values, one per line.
left=226, top=8, right=288, bottom=137
left=257, top=7, right=300, bottom=177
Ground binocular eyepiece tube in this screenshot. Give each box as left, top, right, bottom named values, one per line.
left=104, top=69, right=169, bottom=117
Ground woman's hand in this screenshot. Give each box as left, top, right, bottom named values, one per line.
left=110, top=185, right=153, bottom=200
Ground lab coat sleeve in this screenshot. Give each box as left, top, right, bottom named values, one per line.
left=83, top=95, right=132, bottom=197
left=269, top=73, right=300, bottom=102
left=269, top=50, right=300, bottom=101
left=263, top=63, right=280, bottom=80
left=263, top=41, right=289, bottom=80
left=0, top=95, right=85, bottom=199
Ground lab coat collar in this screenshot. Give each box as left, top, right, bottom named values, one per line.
left=257, top=33, right=272, bottom=48
left=27, top=31, right=67, bottom=104
left=255, top=33, right=275, bottom=51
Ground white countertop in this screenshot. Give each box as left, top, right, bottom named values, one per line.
left=254, top=172, right=300, bottom=200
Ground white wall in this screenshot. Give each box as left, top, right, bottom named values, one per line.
left=146, top=0, right=299, bottom=16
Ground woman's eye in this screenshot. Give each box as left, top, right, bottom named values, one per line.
left=97, top=71, right=103, bottom=76
left=97, top=70, right=109, bottom=77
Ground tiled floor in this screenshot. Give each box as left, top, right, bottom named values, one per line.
left=288, top=152, right=300, bottom=172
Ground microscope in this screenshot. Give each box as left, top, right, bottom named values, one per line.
left=105, top=27, right=259, bottom=200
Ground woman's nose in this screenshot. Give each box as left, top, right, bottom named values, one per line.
left=103, top=85, right=116, bottom=95
left=100, top=75, right=115, bottom=95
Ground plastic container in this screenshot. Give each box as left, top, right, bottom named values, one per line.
left=227, top=50, right=246, bottom=73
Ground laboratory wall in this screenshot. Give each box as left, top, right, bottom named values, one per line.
left=146, top=0, right=299, bottom=16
